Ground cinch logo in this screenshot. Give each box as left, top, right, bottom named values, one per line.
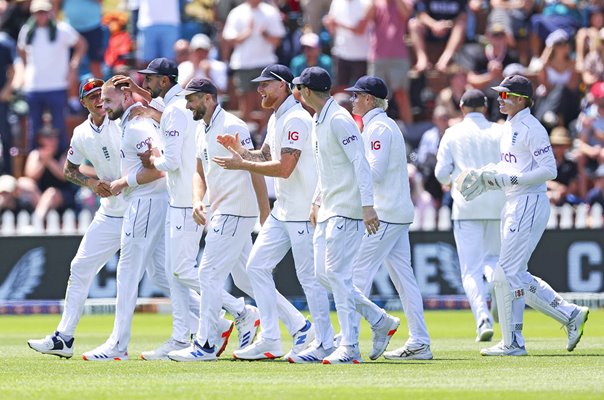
left=342, top=135, right=358, bottom=145
left=135, top=137, right=152, bottom=150
left=533, top=145, right=552, bottom=157
left=165, top=130, right=179, bottom=137
left=501, top=152, right=517, bottom=163
left=240, top=137, right=252, bottom=146
left=371, top=140, right=381, bottom=150
left=288, top=131, right=299, bottom=141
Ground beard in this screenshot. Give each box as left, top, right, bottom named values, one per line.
left=192, top=106, right=207, bottom=121
left=107, top=105, right=124, bottom=121
left=261, top=94, right=278, bottom=109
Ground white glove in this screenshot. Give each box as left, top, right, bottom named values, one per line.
left=456, top=169, right=485, bottom=201
left=481, top=170, right=516, bottom=190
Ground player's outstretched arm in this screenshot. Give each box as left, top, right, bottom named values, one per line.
left=64, top=159, right=112, bottom=198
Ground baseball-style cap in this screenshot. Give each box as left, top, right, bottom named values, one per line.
left=79, top=78, right=104, bottom=99
left=190, top=34, right=212, bottom=50
left=300, top=32, right=320, bottom=48
left=251, top=64, right=294, bottom=83
left=178, top=78, right=217, bottom=96
left=0, top=175, right=17, bottom=194
left=30, top=0, right=52, bottom=13
left=292, top=66, right=331, bottom=92
left=491, top=75, right=533, bottom=98
left=344, top=75, right=388, bottom=99
left=549, top=126, right=571, bottom=146
left=138, top=57, right=178, bottom=77
left=545, top=29, right=569, bottom=47
left=460, top=89, right=487, bottom=108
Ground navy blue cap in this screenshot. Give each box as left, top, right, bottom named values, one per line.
left=491, top=75, right=533, bottom=98
left=177, top=78, right=217, bottom=96
left=79, top=78, right=104, bottom=100
left=460, top=89, right=487, bottom=108
left=344, top=75, right=388, bottom=99
left=138, top=57, right=178, bottom=77
left=292, top=66, right=331, bottom=92
left=251, top=64, right=294, bottom=83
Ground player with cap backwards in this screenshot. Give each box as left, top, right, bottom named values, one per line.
left=291, top=67, right=401, bottom=364
left=434, top=89, right=504, bottom=343
left=168, top=78, right=314, bottom=362
left=27, top=78, right=127, bottom=358
left=457, top=75, right=589, bottom=356
left=344, top=75, right=432, bottom=361
left=212, top=64, right=329, bottom=360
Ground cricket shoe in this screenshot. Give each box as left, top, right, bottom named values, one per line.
left=284, top=319, right=315, bottom=359
left=384, top=343, right=433, bottom=360
left=232, top=338, right=284, bottom=360
left=217, top=317, right=235, bottom=356
left=235, top=305, right=260, bottom=349
left=140, top=338, right=189, bottom=360
left=288, top=343, right=334, bottom=363
left=566, top=306, right=589, bottom=352
left=476, top=319, right=494, bottom=342
left=28, top=332, right=74, bottom=358
left=168, top=340, right=217, bottom=362
left=322, top=344, right=362, bottom=364
left=480, top=340, right=527, bottom=356
left=82, top=343, right=128, bottom=361
left=370, top=314, right=400, bottom=360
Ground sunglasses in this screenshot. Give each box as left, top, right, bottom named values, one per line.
left=80, top=79, right=104, bottom=98
left=499, top=91, right=529, bottom=100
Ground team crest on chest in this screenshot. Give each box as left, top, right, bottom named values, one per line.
left=512, top=132, right=519, bottom=145
left=102, top=146, right=110, bottom=160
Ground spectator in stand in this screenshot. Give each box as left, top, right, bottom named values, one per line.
left=576, top=81, right=604, bottom=173
left=415, top=105, right=450, bottom=208
left=409, top=0, right=467, bottom=73
left=222, top=0, right=285, bottom=123
left=177, top=33, right=227, bottom=94
left=289, top=32, right=332, bottom=78
left=0, top=0, right=31, bottom=47
left=435, top=64, right=470, bottom=125
left=102, top=11, right=133, bottom=74
left=458, top=22, right=519, bottom=122
left=364, top=0, right=413, bottom=124
left=575, top=5, right=604, bottom=74
left=0, top=174, right=35, bottom=215
left=547, top=126, right=586, bottom=206
left=488, top=0, right=535, bottom=51
left=0, top=32, right=14, bottom=174
left=136, top=0, right=181, bottom=67
left=21, top=126, right=78, bottom=220
left=173, top=38, right=190, bottom=65
left=587, top=165, right=604, bottom=226
left=180, top=0, right=216, bottom=40
left=300, top=0, right=331, bottom=34
left=17, top=0, right=86, bottom=151
left=580, top=27, right=604, bottom=88
left=322, top=0, right=371, bottom=93
left=533, top=29, right=580, bottom=130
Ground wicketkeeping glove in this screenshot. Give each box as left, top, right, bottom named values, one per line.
left=480, top=170, right=517, bottom=190
left=455, top=169, right=485, bottom=201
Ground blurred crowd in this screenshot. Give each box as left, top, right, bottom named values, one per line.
left=0, top=0, right=602, bottom=223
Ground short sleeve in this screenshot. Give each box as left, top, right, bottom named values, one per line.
left=280, top=117, right=310, bottom=151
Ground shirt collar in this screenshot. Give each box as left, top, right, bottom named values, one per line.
left=464, top=112, right=485, bottom=120
left=362, top=108, right=385, bottom=128
left=205, top=104, right=223, bottom=133
left=315, top=97, right=336, bottom=125
left=88, top=114, right=109, bottom=133
left=508, top=107, right=531, bottom=124
left=122, top=102, right=143, bottom=125
left=164, top=84, right=183, bottom=105
left=275, top=95, right=298, bottom=119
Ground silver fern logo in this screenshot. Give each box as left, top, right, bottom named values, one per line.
left=0, top=247, right=45, bottom=300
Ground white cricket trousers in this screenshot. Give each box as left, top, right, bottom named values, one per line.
left=453, top=219, right=499, bottom=328
left=499, top=193, right=576, bottom=345
left=56, top=213, right=122, bottom=336
left=247, top=215, right=332, bottom=344
left=353, top=223, right=431, bottom=347
left=197, top=214, right=305, bottom=347
left=108, top=194, right=169, bottom=352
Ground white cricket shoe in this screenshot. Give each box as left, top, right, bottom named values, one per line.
left=233, top=338, right=284, bottom=360
left=168, top=340, right=217, bottom=362
left=235, top=305, right=260, bottom=349
left=370, top=314, right=400, bottom=360
left=82, top=343, right=128, bottom=361
left=140, top=338, right=189, bottom=360
left=322, top=344, right=362, bottom=364
left=480, top=340, right=527, bottom=356
left=284, top=319, right=315, bottom=359
left=384, top=343, right=433, bottom=360
left=287, top=343, right=334, bottom=364
left=476, top=319, right=494, bottom=342
left=567, top=306, right=589, bottom=352
left=217, top=317, right=235, bottom=356
left=28, top=332, right=74, bottom=358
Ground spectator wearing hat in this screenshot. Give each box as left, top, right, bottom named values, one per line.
left=17, top=0, right=87, bottom=151
left=177, top=34, right=227, bottom=93
left=0, top=174, right=35, bottom=215
left=290, top=32, right=332, bottom=78
left=576, top=81, right=604, bottom=173
left=547, top=126, right=586, bottom=206
left=533, top=29, right=580, bottom=129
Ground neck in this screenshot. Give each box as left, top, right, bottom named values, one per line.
left=309, top=95, right=328, bottom=115
left=271, top=94, right=289, bottom=112
left=91, top=113, right=104, bottom=127
left=204, top=104, right=217, bottom=125
left=160, top=83, right=176, bottom=99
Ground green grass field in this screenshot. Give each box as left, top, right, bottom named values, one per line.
left=1, top=309, right=602, bottom=400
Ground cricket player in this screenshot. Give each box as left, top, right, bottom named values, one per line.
left=345, top=76, right=432, bottom=361
left=212, top=64, right=329, bottom=360
left=434, top=89, right=504, bottom=342
left=458, top=75, right=589, bottom=356
left=290, top=67, right=395, bottom=364
left=168, top=78, right=312, bottom=362
left=81, top=76, right=170, bottom=361
left=27, top=78, right=127, bottom=358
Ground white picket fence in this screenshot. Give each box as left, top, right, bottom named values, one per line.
left=0, top=203, right=602, bottom=236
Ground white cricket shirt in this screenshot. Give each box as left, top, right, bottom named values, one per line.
left=312, top=98, right=374, bottom=222
left=361, top=108, right=413, bottom=224
left=435, top=112, right=505, bottom=220
left=266, top=95, right=317, bottom=221
left=152, top=84, right=197, bottom=208
left=120, top=103, right=166, bottom=200
left=328, top=0, right=371, bottom=61
left=195, top=105, right=258, bottom=217
left=67, top=114, right=128, bottom=217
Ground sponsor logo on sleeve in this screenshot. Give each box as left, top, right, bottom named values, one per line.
left=533, top=145, right=552, bottom=157
left=371, top=140, right=381, bottom=150
left=287, top=131, right=299, bottom=141
left=165, top=130, right=180, bottom=137
left=135, top=137, right=153, bottom=150
left=342, top=135, right=358, bottom=145
left=240, top=137, right=252, bottom=146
